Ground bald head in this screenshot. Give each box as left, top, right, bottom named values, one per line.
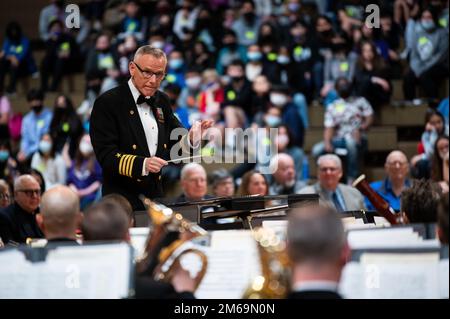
left=38, top=186, right=81, bottom=239
left=384, top=150, right=409, bottom=183
left=270, top=153, right=296, bottom=185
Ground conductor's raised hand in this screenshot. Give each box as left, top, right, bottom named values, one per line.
left=188, top=120, right=215, bottom=146
left=145, top=156, right=168, bottom=173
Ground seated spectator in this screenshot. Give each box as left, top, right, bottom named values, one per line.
left=245, top=44, right=263, bottom=82
left=164, top=50, right=187, bottom=89
left=39, top=0, right=68, bottom=41
left=437, top=97, right=449, bottom=130
left=269, top=153, right=305, bottom=195
left=37, top=185, right=81, bottom=244
left=0, top=139, right=18, bottom=186
left=117, top=0, right=147, bottom=42
left=287, top=204, right=349, bottom=299
left=248, top=74, right=271, bottom=119
left=0, top=174, right=43, bottom=244
left=0, top=91, right=11, bottom=140
left=18, top=89, right=53, bottom=163
left=0, top=179, right=11, bottom=208
left=176, top=163, right=212, bottom=202
left=117, top=35, right=138, bottom=80
left=401, top=179, right=441, bottom=224
left=178, top=68, right=203, bottom=119
left=238, top=170, right=268, bottom=196
left=354, top=41, right=391, bottom=109
left=312, top=77, right=374, bottom=183
left=67, top=134, right=102, bottom=210
left=431, top=135, right=449, bottom=193
left=40, top=19, right=79, bottom=92
left=394, top=0, right=420, bottom=28
left=164, top=83, right=190, bottom=129
left=198, top=69, right=224, bottom=122
left=232, top=0, right=261, bottom=47
left=403, top=6, right=449, bottom=100
left=101, top=193, right=134, bottom=228
left=275, top=124, right=305, bottom=180
left=187, top=40, right=214, bottom=71
left=49, top=95, right=83, bottom=157
left=209, top=169, right=235, bottom=197
left=31, top=133, right=66, bottom=189
left=411, top=109, right=447, bottom=179
left=299, top=154, right=366, bottom=212
left=437, top=193, right=448, bottom=245
left=0, top=22, right=35, bottom=95
left=215, top=29, right=247, bottom=75
left=337, top=0, right=365, bottom=35
left=85, top=33, right=120, bottom=94
left=365, top=150, right=412, bottom=212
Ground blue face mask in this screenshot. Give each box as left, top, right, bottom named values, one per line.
left=264, top=115, right=282, bottom=127
left=422, top=20, right=435, bottom=31
left=0, top=150, right=9, bottom=162
left=288, top=3, right=300, bottom=12
left=83, top=121, right=90, bottom=133
left=169, top=58, right=184, bottom=70
left=247, top=51, right=262, bottom=61
left=277, top=55, right=290, bottom=65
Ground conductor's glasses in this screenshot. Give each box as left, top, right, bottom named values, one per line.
left=133, top=62, right=165, bottom=80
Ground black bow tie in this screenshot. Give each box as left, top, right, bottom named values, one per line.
left=136, top=95, right=155, bottom=106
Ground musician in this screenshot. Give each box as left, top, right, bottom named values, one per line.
left=401, top=179, right=441, bottom=224
left=364, top=150, right=411, bottom=212
left=37, top=185, right=82, bottom=244
left=287, top=204, right=350, bottom=299
left=299, top=154, right=366, bottom=212
left=0, top=174, right=43, bottom=244
left=90, top=45, right=213, bottom=211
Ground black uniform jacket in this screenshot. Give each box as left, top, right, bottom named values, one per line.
left=90, top=83, right=191, bottom=210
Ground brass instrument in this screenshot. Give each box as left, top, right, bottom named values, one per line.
left=136, top=198, right=208, bottom=291
left=243, top=227, right=291, bottom=299
left=353, top=174, right=403, bottom=225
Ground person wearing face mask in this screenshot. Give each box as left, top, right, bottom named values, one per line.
left=117, top=0, right=148, bottom=42
left=268, top=86, right=305, bottom=149
left=40, top=19, right=79, bottom=93
left=31, top=134, right=66, bottom=190
left=216, top=29, right=247, bottom=75
left=85, top=33, right=120, bottom=94
left=312, top=77, right=373, bottom=184
left=39, top=0, right=68, bottom=41
left=178, top=68, right=202, bottom=110
left=49, top=95, right=83, bottom=158
left=222, top=60, right=253, bottom=125
left=403, top=7, right=449, bottom=100
left=245, top=44, right=263, bottom=81
left=17, top=89, right=53, bottom=165
left=67, top=134, right=103, bottom=209
left=232, top=0, right=261, bottom=47
left=164, top=50, right=187, bottom=89
left=173, top=0, right=200, bottom=42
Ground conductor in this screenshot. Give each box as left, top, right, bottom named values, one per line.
left=90, top=45, right=213, bottom=210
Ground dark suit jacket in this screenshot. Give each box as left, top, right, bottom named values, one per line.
left=287, top=290, right=342, bottom=299
left=0, top=203, right=44, bottom=244
left=90, top=83, right=189, bottom=210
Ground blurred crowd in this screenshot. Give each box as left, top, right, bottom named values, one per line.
left=0, top=0, right=448, bottom=214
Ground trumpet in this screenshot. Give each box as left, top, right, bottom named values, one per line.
left=136, top=197, right=208, bottom=291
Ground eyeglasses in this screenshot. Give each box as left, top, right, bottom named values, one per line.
left=16, top=189, right=41, bottom=197
left=133, top=62, right=165, bottom=80
left=319, top=167, right=339, bottom=173
left=0, top=193, right=10, bottom=200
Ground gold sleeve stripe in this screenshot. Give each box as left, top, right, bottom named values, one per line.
left=123, top=155, right=133, bottom=177
left=119, top=155, right=131, bottom=176
left=127, top=156, right=136, bottom=177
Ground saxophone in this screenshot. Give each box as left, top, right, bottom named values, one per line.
left=136, top=198, right=208, bottom=291
left=243, top=227, right=291, bottom=299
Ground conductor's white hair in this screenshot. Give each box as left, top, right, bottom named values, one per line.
left=317, top=154, right=342, bottom=170
left=133, top=45, right=167, bottom=62
left=180, top=162, right=207, bottom=181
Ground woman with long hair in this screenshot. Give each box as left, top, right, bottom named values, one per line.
left=238, top=170, right=269, bottom=196
left=431, top=135, right=449, bottom=193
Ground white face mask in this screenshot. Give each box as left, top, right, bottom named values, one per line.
left=186, top=76, right=202, bottom=89
left=246, top=64, right=262, bottom=81
left=151, top=41, right=164, bottom=49
left=39, top=140, right=52, bottom=154
left=270, top=93, right=288, bottom=106
left=79, top=141, right=93, bottom=155
left=277, top=134, right=289, bottom=148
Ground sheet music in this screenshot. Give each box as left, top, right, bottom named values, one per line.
left=190, top=230, right=262, bottom=299
left=340, top=252, right=445, bottom=299
left=439, top=259, right=449, bottom=299
left=0, top=243, right=132, bottom=299
left=373, top=216, right=390, bottom=226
